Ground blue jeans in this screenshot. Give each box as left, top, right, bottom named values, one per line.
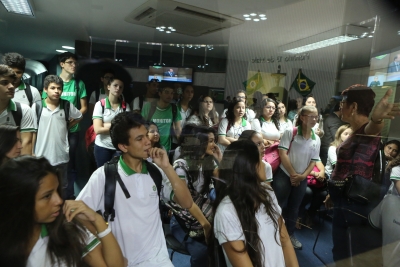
left=329, top=182, right=382, bottom=266
left=272, top=168, right=307, bottom=235
left=94, top=144, right=120, bottom=168
left=66, top=132, right=79, bottom=199
left=170, top=216, right=208, bottom=267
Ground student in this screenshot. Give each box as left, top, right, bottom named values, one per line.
left=186, top=95, right=219, bottom=127
left=293, top=96, right=324, bottom=137
left=76, top=112, right=193, bottom=267
left=220, top=90, right=256, bottom=123
left=145, top=121, right=162, bottom=149
left=251, top=98, right=281, bottom=146
left=88, top=69, right=115, bottom=116
left=218, top=99, right=251, bottom=153
left=172, top=84, right=194, bottom=149
left=325, top=124, right=352, bottom=178
left=0, top=64, right=35, bottom=155
left=42, top=52, right=87, bottom=200
left=33, top=75, right=82, bottom=194
left=131, top=79, right=159, bottom=112
left=239, top=130, right=273, bottom=184
left=0, top=156, right=125, bottom=267
left=93, top=78, right=129, bottom=167
left=211, top=140, right=299, bottom=267
left=170, top=125, right=221, bottom=267
left=277, top=101, right=293, bottom=136
left=0, top=125, right=22, bottom=165
left=273, top=105, right=321, bottom=250
left=141, top=86, right=182, bottom=151
left=2, top=52, right=41, bottom=106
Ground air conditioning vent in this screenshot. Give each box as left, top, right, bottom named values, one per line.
left=134, top=7, right=156, bottom=21
left=174, top=7, right=225, bottom=23
left=124, top=0, right=243, bottom=36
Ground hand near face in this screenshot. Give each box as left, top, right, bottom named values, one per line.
left=148, top=147, right=169, bottom=169
left=212, top=144, right=223, bottom=162
left=63, top=200, right=98, bottom=223
left=371, top=89, right=400, bottom=121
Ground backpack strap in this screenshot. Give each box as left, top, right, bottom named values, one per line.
left=35, top=100, right=43, bottom=127
left=121, top=100, right=127, bottom=112
left=24, top=83, right=33, bottom=107
left=95, top=89, right=100, bottom=103
left=287, top=127, right=298, bottom=154
left=103, top=157, right=131, bottom=222
left=11, top=102, right=23, bottom=127
left=100, top=98, right=106, bottom=114
left=226, top=123, right=232, bottom=134
left=171, top=103, right=178, bottom=123
left=139, top=95, right=144, bottom=111
left=61, top=100, right=70, bottom=127
left=147, top=101, right=158, bottom=121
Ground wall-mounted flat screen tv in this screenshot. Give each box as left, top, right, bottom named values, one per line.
left=368, top=47, right=400, bottom=86
left=148, top=66, right=193, bottom=83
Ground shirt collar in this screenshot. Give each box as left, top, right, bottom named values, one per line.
left=41, top=224, right=48, bottom=238
left=42, top=99, right=65, bottom=109
left=7, top=100, right=16, bottom=111
left=241, top=117, right=247, bottom=126
left=17, top=83, right=26, bottom=90
left=297, top=125, right=316, bottom=140
left=119, top=156, right=148, bottom=176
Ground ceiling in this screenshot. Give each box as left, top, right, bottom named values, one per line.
left=0, top=0, right=399, bottom=62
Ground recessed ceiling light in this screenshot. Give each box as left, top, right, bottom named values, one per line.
left=368, top=35, right=373, bottom=38
left=245, top=18, right=251, bottom=20
left=159, top=29, right=164, bottom=31
left=259, top=14, right=266, bottom=17
left=171, top=29, right=176, bottom=31
left=250, top=13, right=257, bottom=16
left=166, top=31, right=171, bottom=33
left=397, top=30, right=400, bottom=35
left=156, top=27, right=160, bottom=30
left=56, top=50, right=68, bottom=53
left=160, top=26, right=166, bottom=29
left=62, top=46, right=75, bottom=50
left=261, top=17, right=267, bottom=20
left=243, top=14, right=249, bottom=17
left=253, top=18, right=260, bottom=22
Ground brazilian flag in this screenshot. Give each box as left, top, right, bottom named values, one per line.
left=291, top=70, right=316, bottom=97
left=242, top=71, right=264, bottom=95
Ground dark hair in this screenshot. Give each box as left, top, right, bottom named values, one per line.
left=287, top=99, right=297, bottom=112
left=260, top=98, right=280, bottom=130
left=144, top=121, right=161, bottom=148
left=107, top=77, right=123, bottom=86
left=0, top=125, right=20, bottom=164
left=303, top=95, right=317, bottom=107
left=101, top=69, right=115, bottom=77
left=189, top=95, right=219, bottom=127
left=110, top=112, right=146, bottom=151
left=210, top=140, right=280, bottom=266
left=44, top=75, right=63, bottom=89
left=341, top=84, right=375, bottom=116
left=238, top=130, right=259, bottom=141
left=58, top=52, right=77, bottom=63
left=179, top=125, right=218, bottom=196
left=0, top=156, right=86, bottom=267
left=2, top=53, right=25, bottom=71
left=295, top=106, right=318, bottom=127
left=158, top=86, right=174, bottom=93
left=226, top=99, right=246, bottom=126
left=0, top=64, right=17, bottom=80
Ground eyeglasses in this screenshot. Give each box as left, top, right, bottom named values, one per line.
left=302, top=115, right=319, bottom=120
left=265, top=106, right=276, bottom=110
left=64, top=61, right=78, bottom=66
left=203, top=101, right=213, bottom=104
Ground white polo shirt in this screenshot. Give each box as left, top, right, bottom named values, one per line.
left=0, top=99, right=36, bottom=132
left=27, top=224, right=100, bottom=267
left=14, top=83, right=41, bottom=106
left=278, top=126, right=320, bottom=176
left=251, top=117, right=280, bottom=140
left=263, top=160, right=273, bottom=182
left=92, top=98, right=130, bottom=150
left=131, top=96, right=158, bottom=111
left=76, top=157, right=174, bottom=267
left=218, top=118, right=251, bottom=139
left=221, top=108, right=255, bottom=123
left=325, top=146, right=337, bottom=177
left=32, top=100, right=82, bottom=166
left=279, top=119, right=293, bottom=135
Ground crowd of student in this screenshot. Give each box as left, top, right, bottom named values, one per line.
left=1, top=51, right=400, bottom=267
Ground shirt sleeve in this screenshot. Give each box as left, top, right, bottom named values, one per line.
left=214, top=201, right=245, bottom=245
left=69, top=102, right=83, bottom=120
left=278, top=128, right=293, bottom=151
left=264, top=161, right=273, bottom=182
left=220, top=109, right=227, bottom=119
left=246, top=108, right=255, bottom=122
left=390, top=166, right=400, bottom=181
left=92, top=101, right=103, bottom=120
left=31, top=86, right=42, bottom=103
left=76, top=167, right=105, bottom=213
left=132, top=97, right=140, bottom=111
left=81, top=227, right=101, bottom=258
left=327, top=146, right=337, bottom=166
left=251, top=119, right=262, bottom=133
left=20, top=103, right=36, bottom=132
left=218, top=118, right=228, bottom=136
left=78, top=80, right=87, bottom=99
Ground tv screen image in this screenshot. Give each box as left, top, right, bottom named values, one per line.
left=368, top=48, right=400, bottom=86
left=148, top=66, right=193, bottom=83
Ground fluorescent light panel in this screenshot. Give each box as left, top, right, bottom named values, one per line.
left=284, top=36, right=359, bottom=54
left=1, top=0, right=34, bottom=17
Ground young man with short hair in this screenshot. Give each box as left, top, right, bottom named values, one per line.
left=43, top=52, right=87, bottom=199
left=88, top=69, right=115, bottom=116
left=141, top=86, right=182, bottom=151
left=131, top=79, right=159, bottom=113
left=76, top=112, right=193, bottom=267
left=2, top=52, right=41, bottom=107
left=33, top=75, right=82, bottom=194
left=0, top=64, right=35, bottom=155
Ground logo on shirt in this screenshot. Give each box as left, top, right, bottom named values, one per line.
left=153, top=119, right=172, bottom=124
left=62, top=92, right=77, bottom=97
left=152, top=185, right=156, bottom=191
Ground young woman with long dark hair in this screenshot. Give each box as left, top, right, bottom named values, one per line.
left=211, top=140, right=298, bottom=267
left=186, top=95, right=219, bottom=127
left=0, top=156, right=124, bottom=267
left=0, top=125, right=22, bottom=164
left=251, top=98, right=280, bottom=147
left=277, top=101, right=293, bottom=136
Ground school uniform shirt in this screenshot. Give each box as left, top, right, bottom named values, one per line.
left=172, top=103, right=192, bottom=144
left=278, top=118, right=293, bottom=135
left=325, top=146, right=337, bottom=177
left=92, top=98, right=130, bottom=150
left=76, top=157, right=174, bottom=267
left=32, top=100, right=82, bottom=166
left=141, top=103, right=182, bottom=151
left=263, top=160, right=273, bottom=182
left=214, top=186, right=285, bottom=267
left=0, top=99, right=36, bottom=132
left=131, top=96, right=158, bottom=111
left=251, top=117, right=280, bottom=140
left=218, top=118, right=251, bottom=139
left=42, top=78, right=87, bottom=133
left=186, top=112, right=219, bottom=127
left=27, top=224, right=100, bottom=267
left=89, top=88, right=107, bottom=105
left=221, top=108, right=255, bottom=123
left=278, top=126, right=320, bottom=176
left=13, top=83, right=41, bottom=106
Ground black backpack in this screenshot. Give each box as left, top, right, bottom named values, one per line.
left=34, top=99, right=70, bottom=128
left=24, top=83, right=33, bottom=107
left=100, top=157, right=164, bottom=222
left=10, top=102, right=22, bottom=127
